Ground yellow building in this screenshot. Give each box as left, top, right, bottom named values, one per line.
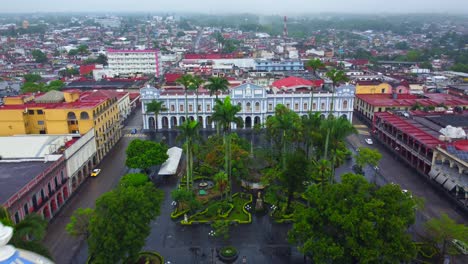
left=355, top=81, right=393, bottom=94
left=0, top=90, right=121, bottom=161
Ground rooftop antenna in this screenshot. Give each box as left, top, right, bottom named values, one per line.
left=283, top=16, right=288, bottom=39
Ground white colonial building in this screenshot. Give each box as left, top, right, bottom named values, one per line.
left=107, top=49, right=162, bottom=77
left=140, top=82, right=355, bottom=130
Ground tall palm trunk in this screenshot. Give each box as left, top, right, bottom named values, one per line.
left=195, top=91, right=199, bottom=120
left=215, top=94, right=220, bottom=134
left=186, top=140, right=190, bottom=191
left=185, top=90, right=188, bottom=119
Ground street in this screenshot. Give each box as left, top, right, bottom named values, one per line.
left=43, top=111, right=467, bottom=264
left=43, top=107, right=145, bottom=264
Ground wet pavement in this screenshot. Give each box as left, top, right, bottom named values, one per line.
left=43, top=107, right=145, bottom=264
left=44, top=112, right=467, bottom=264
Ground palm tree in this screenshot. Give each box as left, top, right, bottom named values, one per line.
left=214, top=171, right=228, bottom=199
left=306, top=59, right=325, bottom=111
left=212, top=96, right=243, bottom=200
left=301, top=112, right=322, bottom=160
left=311, top=159, right=332, bottom=189
left=187, top=75, right=204, bottom=119
left=0, top=207, right=51, bottom=259
left=305, top=58, right=324, bottom=77
left=146, top=100, right=167, bottom=130
left=176, top=74, right=194, bottom=119
left=206, top=77, right=230, bottom=133
left=323, top=69, right=349, bottom=159
left=177, top=120, right=200, bottom=190
left=205, top=77, right=229, bottom=100
left=265, top=104, right=302, bottom=169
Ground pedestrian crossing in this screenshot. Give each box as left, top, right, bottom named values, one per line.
left=354, top=124, right=370, bottom=136
left=123, top=133, right=147, bottom=138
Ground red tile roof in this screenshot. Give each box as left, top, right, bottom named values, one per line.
left=184, top=53, right=237, bottom=60
left=107, top=49, right=158, bottom=53
left=357, top=93, right=468, bottom=107
left=272, top=76, right=323, bottom=89
left=375, top=112, right=443, bottom=148
left=164, top=73, right=182, bottom=83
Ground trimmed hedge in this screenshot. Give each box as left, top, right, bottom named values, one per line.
left=170, top=208, right=189, bottom=220
left=181, top=193, right=252, bottom=225
left=133, top=251, right=164, bottom=264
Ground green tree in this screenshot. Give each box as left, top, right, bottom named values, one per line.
left=120, top=173, right=149, bottom=187
left=77, top=44, right=89, bottom=55
left=205, top=76, right=229, bottom=133
left=47, top=80, right=64, bottom=90
left=176, top=31, right=186, bottom=37
left=23, top=73, right=42, bottom=83
left=355, top=147, right=382, bottom=169
left=310, top=159, right=332, bottom=188
left=424, top=213, right=468, bottom=261
left=395, top=41, right=409, bottom=50
left=88, top=183, right=163, bottom=263
left=176, top=74, right=194, bottom=119
left=96, top=54, right=108, bottom=65
left=280, top=150, right=309, bottom=212
left=205, top=76, right=229, bottom=100
left=266, top=104, right=302, bottom=169
left=125, top=139, right=169, bottom=172
left=32, top=49, right=48, bottom=63
left=212, top=96, right=243, bottom=199
left=211, top=220, right=231, bottom=240
left=146, top=100, right=167, bottom=130
left=171, top=188, right=200, bottom=212
left=214, top=171, right=228, bottom=199
left=289, top=174, right=417, bottom=263
left=187, top=75, right=204, bottom=118
left=305, top=58, right=324, bottom=76
left=66, top=207, right=94, bottom=238
left=59, top=68, right=79, bottom=78
left=300, top=112, right=322, bottom=159
left=177, top=120, right=200, bottom=190
left=68, top=49, right=78, bottom=56
left=0, top=207, right=52, bottom=259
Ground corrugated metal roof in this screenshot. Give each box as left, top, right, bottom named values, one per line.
left=34, top=90, right=65, bottom=103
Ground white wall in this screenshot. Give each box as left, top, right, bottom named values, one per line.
left=64, top=128, right=97, bottom=178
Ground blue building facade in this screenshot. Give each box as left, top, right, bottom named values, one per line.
left=254, top=60, right=304, bottom=72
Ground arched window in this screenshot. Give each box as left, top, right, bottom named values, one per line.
left=255, top=102, right=260, bottom=111
left=321, top=103, right=325, bottom=110
left=237, top=102, right=242, bottom=110
left=312, top=103, right=317, bottom=110
left=80, top=111, right=90, bottom=120
left=343, top=100, right=348, bottom=109
left=246, top=102, right=251, bottom=111
left=67, top=112, right=77, bottom=120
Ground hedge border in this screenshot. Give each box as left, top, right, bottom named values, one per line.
left=181, top=192, right=252, bottom=225
left=136, top=251, right=164, bottom=264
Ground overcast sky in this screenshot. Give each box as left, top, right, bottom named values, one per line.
left=2, top=0, right=468, bottom=14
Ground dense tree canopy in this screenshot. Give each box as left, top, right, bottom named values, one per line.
left=355, top=147, right=382, bottom=169
left=424, top=213, right=468, bottom=259
left=32, top=49, right=48, bottom=63
left=289, top=174, right=417, bottom=263
left=88, top=182, right=163, bottom=263
left=125, top=139, right=169, bottom=171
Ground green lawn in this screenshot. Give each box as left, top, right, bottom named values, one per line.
left=183, top=193, right=252, bottom=224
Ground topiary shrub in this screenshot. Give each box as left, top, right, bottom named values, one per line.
left=120, top=173, right=148, bottom=187
left=218, top=246, right=238, bottom=262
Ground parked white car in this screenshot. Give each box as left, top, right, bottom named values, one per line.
left=365, top=138, right=373, bottom=145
